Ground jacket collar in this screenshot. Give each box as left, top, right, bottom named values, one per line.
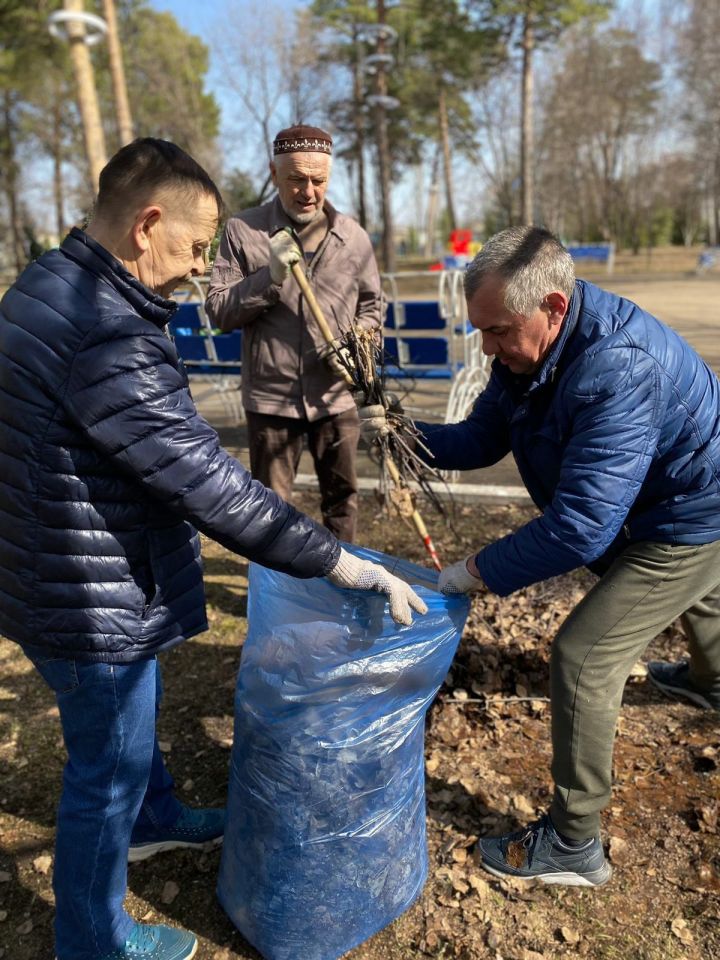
left=493, top=282, right=582, bottom=395
left=60, top=227, right=177, bottom=328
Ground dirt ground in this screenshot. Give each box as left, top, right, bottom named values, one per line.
left=1, top=492, right=718, bottom=960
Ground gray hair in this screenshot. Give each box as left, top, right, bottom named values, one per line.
left=464, top=226, right=575, bottom=315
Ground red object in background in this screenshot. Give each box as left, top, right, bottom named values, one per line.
left=449, top=229, right=472, bottom=255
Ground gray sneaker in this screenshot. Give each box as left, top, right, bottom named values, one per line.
left=647, top=660, right=720, bottom=711
left=477, top=815, right=612, bottom=887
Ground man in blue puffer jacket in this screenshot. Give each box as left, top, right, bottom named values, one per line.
left=362, top=225, right=720, bottom=888
left=0, top=139, right=426, bottom=960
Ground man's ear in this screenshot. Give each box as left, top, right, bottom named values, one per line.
left=544, top=290, right=569, bottom=325
left=132, top=205, right=162, bottom=253
left=269, top=161, right=278, bottom=188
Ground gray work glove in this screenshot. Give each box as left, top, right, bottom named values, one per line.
left=438, top=556, right=485, bottom=595
left=320, top=339, right=355, bottom=378
left=327, top=548, right=428, bottom=625
left=358, top=404, right=391, bottom=443
left=269, top=231, right=301, bottom=285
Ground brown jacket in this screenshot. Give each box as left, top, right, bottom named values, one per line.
left=206, top=197, right=381, bottom=420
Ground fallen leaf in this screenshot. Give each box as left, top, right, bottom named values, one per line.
left=467, top=873, right=490, bottom=897
left=0, top=872, right=10, bottom=883
left=158, top=741, right=172, bottom=753
left=512, top=793, right=536, bottom=816
left=560, top=925, right=580, bottom=944
left=609, top=836, right=630, bottom=865
left=17, top=919, right=33, bottom=935
left=32, top=854, right=52, bottom=875
left=670, top=917, right=694, bottom=945
left=161, top=880, right=180, bottom=905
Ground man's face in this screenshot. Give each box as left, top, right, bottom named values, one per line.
left=270, top=152, right=331, bottom=224
left=143, top=192, right=219, bottom=299
left=467, top=277, right=564, bottom=376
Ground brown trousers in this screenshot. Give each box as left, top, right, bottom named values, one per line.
left=245, top=409, right=360, bottom=542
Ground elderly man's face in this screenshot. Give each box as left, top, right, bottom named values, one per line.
left=143, top=191, right=219, bottom=299
left=467, top=276, right=565, bottom=376
left=271, top=152, right=331, bottom=223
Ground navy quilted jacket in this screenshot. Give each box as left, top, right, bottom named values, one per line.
left=419, top=280, right=720, bottom=596
left=0, top=229, right=340, bottom=661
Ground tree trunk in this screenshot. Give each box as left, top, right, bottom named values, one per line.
left=2, top=91, right=25, bottom=275
left=520, top=11, right=534, bottom=226
left=374, top=0, right=395, bottom=272
left=52, top=90, right=65, bottom=241
left=352, top=25, right=367, bottom=229
left=65, top=0, right=107, bottom=192
left=438, top=86, right=456, bottom=232
left=424, top=145, right=441, bottom=259
left=102, top=0, right=134, bottom=146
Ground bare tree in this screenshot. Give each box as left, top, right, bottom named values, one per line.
left=678, top=1, right=720, bottom=244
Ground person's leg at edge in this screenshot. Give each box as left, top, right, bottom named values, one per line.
left=309, top=409, right=360, bottom=543
left=245, top=411, right=304, bottom=502
left=550, top=539, right=720, bottom=843
left=679, top=582, right=720, bottom=699
left=27, top=655, right=159, bottom=960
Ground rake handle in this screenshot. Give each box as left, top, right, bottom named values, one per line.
left=288, top=256, right=442, bottom=571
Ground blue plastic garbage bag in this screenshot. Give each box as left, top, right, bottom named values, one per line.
left=217, top=545, right=469, bottom=960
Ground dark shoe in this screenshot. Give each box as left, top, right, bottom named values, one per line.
left=477, top=815, right=612, bottom=887
left=647, top=660, right=720, bottom=711
left=128, top=806, right=225, bottom=863
left=97, top=922, right=197, bottom=959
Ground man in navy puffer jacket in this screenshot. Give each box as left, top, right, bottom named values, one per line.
left=362, top=226, right=720, bottom=888
left=0, top=139, right=425, bottom=960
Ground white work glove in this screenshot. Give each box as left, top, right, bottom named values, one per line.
left=269, top=230, right=301, bottom=285
left=438, top=556, right=485, bottom=595
left=358, top=404, right=390, bottom=443
left=327, top=548, right=428, bottom=625
left=320, top=339, right=355, bottom=378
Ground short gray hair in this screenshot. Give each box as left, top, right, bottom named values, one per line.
left=464, top=226, right=575, bottom=315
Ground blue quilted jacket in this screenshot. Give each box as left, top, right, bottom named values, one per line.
left=419, top=280, right=720, bottom=596
left=0, top=229, right=340, bottom=661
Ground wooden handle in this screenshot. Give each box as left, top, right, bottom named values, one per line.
left=290, top=262, right=354, bottom=386
left=386, top=458, right=442, bottom=571
left=290, top=259, right=441, bottom=571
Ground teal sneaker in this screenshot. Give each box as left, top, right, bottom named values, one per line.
left=477, top=815, right=612, bottom=887
left=129, top=805, right=225, bottom=863
left=647, top=659, right=720, bottom=711
left=97, top=923, right=197, bottom=959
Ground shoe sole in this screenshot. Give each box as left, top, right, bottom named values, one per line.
left=128, top=835, right=223, bottom=863
left=479, top=859, right=612, bottom=887
left=647, top=672, right=717, bottom=710
left=56, top=946, right=198, bottom=960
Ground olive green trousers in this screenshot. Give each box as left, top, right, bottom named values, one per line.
left=549, top=539, right=720, bottom=840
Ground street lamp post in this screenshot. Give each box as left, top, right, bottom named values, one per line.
left=49, top=1, right=108, bottom=191
left=363, top=3, right=399, bottom=273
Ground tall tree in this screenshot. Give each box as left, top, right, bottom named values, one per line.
left=678, top=0, right=720, bottom=244
left=491, top=0, right=612, bottom=224
left=536, top=25, right=661, bottom=246
left=106, top=1, right=220, bottom=170
left=0, top=0, right=59, bottom=271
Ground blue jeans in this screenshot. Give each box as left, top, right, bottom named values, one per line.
left=27, top=654, right=182, bottom=960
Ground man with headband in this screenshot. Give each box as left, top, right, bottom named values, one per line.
left=207, top=124, right=380, bottom=543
